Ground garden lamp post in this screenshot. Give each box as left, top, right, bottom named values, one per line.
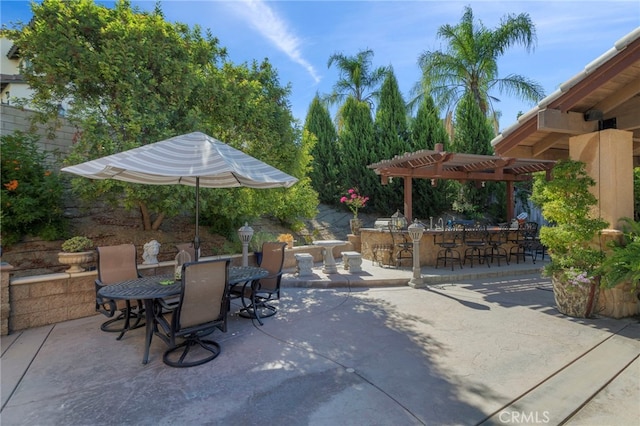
left=238, top=222, right=254, bottom=267
left=407, top=219, right=425, bottom=288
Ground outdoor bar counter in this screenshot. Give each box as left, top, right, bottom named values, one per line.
left=359, top=227, right=528, bottom=267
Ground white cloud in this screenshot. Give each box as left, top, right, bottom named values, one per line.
left=227, top=0, right=321, bottom=83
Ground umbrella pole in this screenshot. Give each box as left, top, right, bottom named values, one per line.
left=194, top=177, right=200, bottom=261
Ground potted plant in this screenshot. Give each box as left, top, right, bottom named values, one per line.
left=249, top=231, right=275, bottom=265
left=531, top=159, right=608, bottom=318
left=597, top=217, right=640, bottom=318
left=59, top=236, right=95, bottom=273
left=340, top=188, right=369, bottom=235
left=277, top=233, right=295, bottom=249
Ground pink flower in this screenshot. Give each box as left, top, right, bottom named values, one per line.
left=340, top=188, right=368, bottom=219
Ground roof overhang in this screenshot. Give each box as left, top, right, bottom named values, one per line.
left=491, top=28, right=640, bottom=165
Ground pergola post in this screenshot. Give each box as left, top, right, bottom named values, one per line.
left=404, top=176, right=413, bottom=222
left=506, top=181, right=514, bottom=223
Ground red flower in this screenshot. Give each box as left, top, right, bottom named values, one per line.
left=4, top=180, right=18, bottom=191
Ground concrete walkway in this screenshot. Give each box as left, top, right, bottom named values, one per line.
left=1, top=259, right=638, bottom=425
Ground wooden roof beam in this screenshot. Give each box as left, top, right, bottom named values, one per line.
left=595, top=77, right=640, bottom=113
left=538, top=108, right=599, bottom=134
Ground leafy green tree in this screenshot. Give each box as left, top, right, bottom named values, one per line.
left=415, top=5, right=545, bottom=131
left=325, top=49, right=389, bottom=112
left=336, top=97, right=377, bottom=214
left=6, top=0, right=316, bottom=232
left=1, top=132, right=66, bottom=246
left=197, top=59, right=318, bottom=231
left=372, top=70, right=410, bottom=214
left=305, top=96, right=340, bottom=204
left=409, top=95, right=451, bottom=219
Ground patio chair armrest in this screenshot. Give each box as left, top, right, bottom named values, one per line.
left=95, top=279, right=117, bottom=317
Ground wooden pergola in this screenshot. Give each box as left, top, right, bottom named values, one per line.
left=368, top=144, right=556, bottom=222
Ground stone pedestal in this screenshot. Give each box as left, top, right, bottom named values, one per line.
left=294, top=253, right=314, bottom=277
left=341, top=251, right=362, bottom=273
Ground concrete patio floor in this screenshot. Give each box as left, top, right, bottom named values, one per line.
left=1, top=259, right=639, bottom=425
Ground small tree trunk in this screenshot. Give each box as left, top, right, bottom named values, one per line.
left=151, top=212, right=165, bottom=231
left=139, top=202, right=152, bottom=231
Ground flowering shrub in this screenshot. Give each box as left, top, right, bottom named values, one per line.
left=562, top=268, right=594, bottom=287
left=1, top=132, right=66, bottom=246
left=340, top=188, right=369, bottom=219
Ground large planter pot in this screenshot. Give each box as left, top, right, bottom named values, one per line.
left=552, top=273, right=600, bottom=318
left=58, top=251, right=94, bottom=274
left=350, top=218, right=363, bottom=235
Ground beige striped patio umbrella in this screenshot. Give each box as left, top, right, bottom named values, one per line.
left=62, top=132, right=298, bottom=259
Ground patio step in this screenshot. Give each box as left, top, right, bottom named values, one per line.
left=282, top=260, right=545, bottom=288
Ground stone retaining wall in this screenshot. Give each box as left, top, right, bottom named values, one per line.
left=1, top=243, right=352, bottom=335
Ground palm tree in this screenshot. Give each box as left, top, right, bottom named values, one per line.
left=414, top=6, right=545, bottom=132
left=325, top=49, right=389, bottom=110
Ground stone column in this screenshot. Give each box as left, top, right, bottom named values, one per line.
left=1, top=262, right=13, bottom=335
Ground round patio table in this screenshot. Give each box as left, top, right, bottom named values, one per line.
left=98, top=265, right=268, bottom=364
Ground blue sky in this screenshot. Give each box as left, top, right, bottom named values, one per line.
left=2, top=1, right=639, bottom=131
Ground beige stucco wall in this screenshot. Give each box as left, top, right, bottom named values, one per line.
left=570, top=129, right=634, bottom=230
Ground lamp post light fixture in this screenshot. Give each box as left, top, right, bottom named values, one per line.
left=391, top=209, right=407, bottom=231
left=407, top=219, right=426, bottom=288
left=238, top=222, right=254, bottom=266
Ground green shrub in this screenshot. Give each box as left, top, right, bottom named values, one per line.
left=61, top=236, right=94, bottom=252
left=531, top=159, right=608, bottom=278
left=599, top=217, right=640, bottom=290
left=1, top=131, right=67, bottom=246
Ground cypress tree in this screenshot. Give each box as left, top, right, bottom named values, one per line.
left=337, top=97, right=377, bottom=215
left=373, top=70, right=410, bottom=214
left=451, top=93, right=498, bottom=219
left=305, top=96, right=340, bottom=204
left=410, top=95, right=452, bottom=219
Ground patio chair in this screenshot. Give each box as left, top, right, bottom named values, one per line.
left=95, top=244, right=145, bottom=340
left=434, top=228, right=463, bottom=271
left=485, top=224, right=510, bottom=266
left=509, top=222, right=538, bottom=264
left=389, top=224, right=413, bottom=268
left=463, top=224, right=490, bottom=268
left=153, top=259, right=230, bottom=367
left=231, top=241, right=286, bottom=325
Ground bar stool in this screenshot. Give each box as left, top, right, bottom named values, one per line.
left=463, top=224, right=490, bottom=268
left=509, top=222, right=538, bottom=264
left=434, top=228, right=463, bottom=270
left=485, top=224, right=510, bottom=266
